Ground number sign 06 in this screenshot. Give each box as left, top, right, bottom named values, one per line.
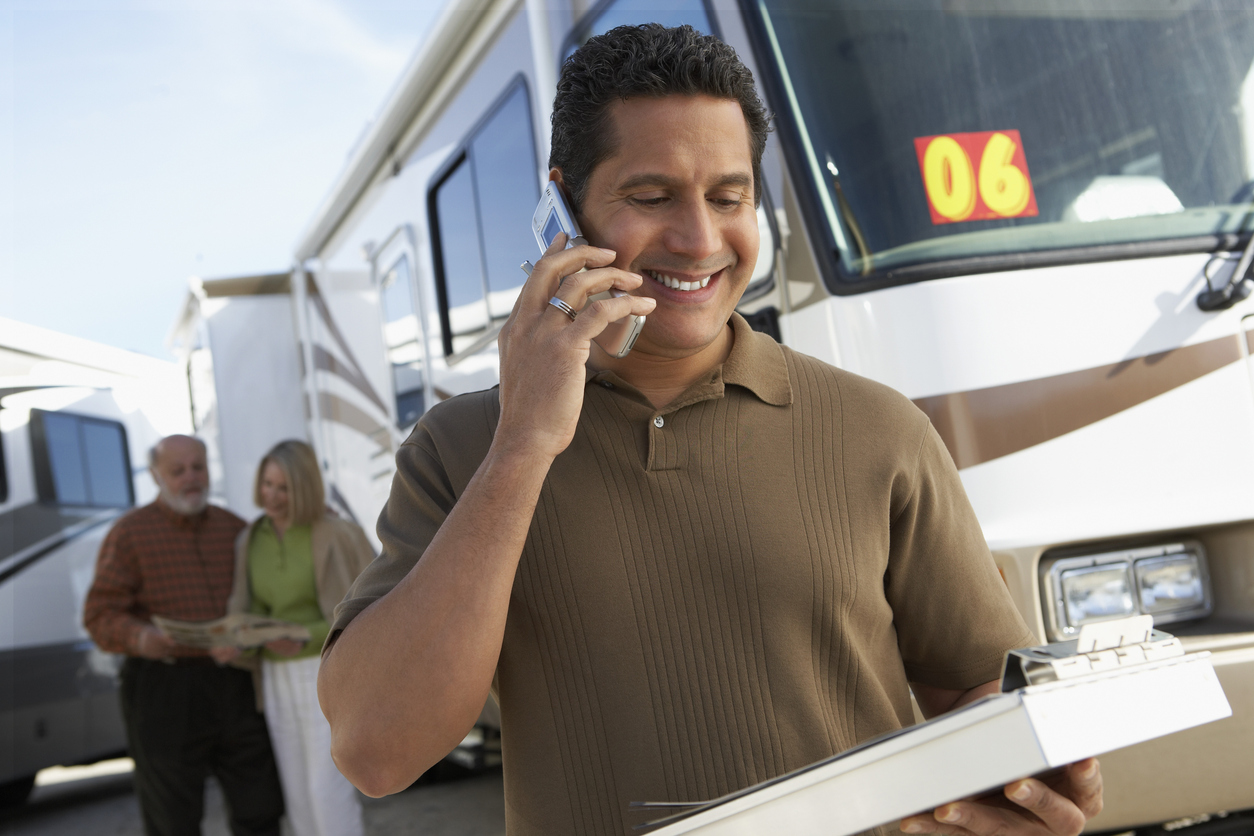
left=913, top=130, right=1038, bottom=225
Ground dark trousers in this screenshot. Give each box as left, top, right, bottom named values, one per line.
left=120, top=658, right=285, bottom=836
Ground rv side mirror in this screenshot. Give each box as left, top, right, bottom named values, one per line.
left=749, top=204, right=776, bottom=291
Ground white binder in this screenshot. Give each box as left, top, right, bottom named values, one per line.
left=636, top=619, right=1230, bottom=836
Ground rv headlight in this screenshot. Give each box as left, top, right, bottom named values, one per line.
left=1060, top=564, right=1135, bottom=628
left=1135, top=554, right=1205, bottom=615
left=1040, top=541, right=1212, bottom=640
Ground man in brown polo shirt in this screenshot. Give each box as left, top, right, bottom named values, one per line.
left=318, top=25, right=1103, bottom=836
left=84, top=435, right=283, bottom=836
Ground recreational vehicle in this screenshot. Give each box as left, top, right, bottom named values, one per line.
left=176, top=0, right=1254, bottom=830
left=0, top=318, right=191, bottom=805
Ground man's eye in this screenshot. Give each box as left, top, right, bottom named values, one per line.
left=631, top=196, right=667, bottom=207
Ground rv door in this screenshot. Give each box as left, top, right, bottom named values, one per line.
left=373, top=226, right=434, bottom=430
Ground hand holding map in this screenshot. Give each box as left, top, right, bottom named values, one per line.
left=153, top=613, right=311, bottom=649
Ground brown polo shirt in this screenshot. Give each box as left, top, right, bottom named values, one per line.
left=84, top=501, right=246, bottom=657
left=331, top=314, right=1034, bottom=835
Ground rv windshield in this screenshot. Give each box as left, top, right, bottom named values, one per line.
left=752, top=0, right=1254, bottom=279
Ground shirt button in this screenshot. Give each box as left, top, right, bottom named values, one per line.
left=653, top=415, right=664, bottom=429
left=600, top=380, right=614, bottom=389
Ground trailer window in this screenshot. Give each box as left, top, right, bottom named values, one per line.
left=751, top=0, right=1254, bottom=283
left=379, top=255, right=427, bottom=428
left=30, top=409, right=133, bottom=508
left=429, top=78, right=540, bottom=356
left=0, top=425, right=8, bottom=503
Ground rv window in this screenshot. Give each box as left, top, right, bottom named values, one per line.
left=434, top=160, right=491, bottom=353
left=30, top=409, right=134, bottom=509
left=380, top=257, right=415, bottom=325
left=471, top=85, right=542, bottom=319
left=563, top=0, right=715, bottom=60
left=429, top=78, right=540, bottom=356
left=380, top=255, right=427, bottom=428
left=0, top=425, right=8, bottom=504
left=752, top=1, right=1254, bottom=282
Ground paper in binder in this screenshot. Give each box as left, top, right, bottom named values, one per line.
left=634, top=618, right=1230, bottom=836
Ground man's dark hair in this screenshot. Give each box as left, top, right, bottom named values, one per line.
left=550, top=23, right=771, bottom=213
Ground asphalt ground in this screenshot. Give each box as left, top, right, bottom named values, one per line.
left=0, top=759, right=505, bottom=836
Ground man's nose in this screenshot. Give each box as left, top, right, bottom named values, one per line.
left=664, top=200, right=721, bottom=263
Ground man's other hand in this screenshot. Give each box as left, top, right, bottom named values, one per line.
left=132, top=625, right=179, bottom=659
left=209, top=646, right=243, bottom=664
left=899, top=758, right=1103, bottom=836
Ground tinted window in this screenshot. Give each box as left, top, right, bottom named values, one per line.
left=82, top=422, right=131, bottom=507
left=754, top=1, right=1254, bottom=279
left=379, top=255, right=427, bottom=428
left=42, top=412, right=89, bottom=505
left=0, top=426, right=7, bottom=503
left=380, top=255, right=415, bottom=325
left=430, top=78, right=539, bottom=356
left=435, top=162, right=489, bottom=322
left=471, top=86, right=543, bottom=318
left=31, top=410, right=133, bottom=508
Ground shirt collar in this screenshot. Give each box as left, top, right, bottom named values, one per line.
left=584, top=312, right=792, bottom=408
left=721, top=312, right=793, bottom=406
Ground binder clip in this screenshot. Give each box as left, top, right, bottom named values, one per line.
left=1001, top=615, right=1184, bottom=691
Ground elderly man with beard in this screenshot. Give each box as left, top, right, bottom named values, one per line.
left=84, top=435, right=284, bottom=836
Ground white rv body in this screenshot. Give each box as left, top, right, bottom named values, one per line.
left=178, top=1, right=1254, bottom=828
left=170, top=274, right=311, bottom=522
left=0, top=317, right=190, bottom=800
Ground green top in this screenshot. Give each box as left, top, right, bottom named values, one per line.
left=248, top=517, right=327, bottom=661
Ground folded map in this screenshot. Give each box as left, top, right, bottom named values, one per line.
left=153, top=613, right=311, bottom=649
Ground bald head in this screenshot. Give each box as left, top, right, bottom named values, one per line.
left=149, top=435, right=209, bottom=516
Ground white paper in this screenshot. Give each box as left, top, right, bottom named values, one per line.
left=153, top=613, right=311, bottom=649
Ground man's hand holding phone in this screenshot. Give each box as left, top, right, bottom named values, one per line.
left=495, top=232, right=655, bottom=463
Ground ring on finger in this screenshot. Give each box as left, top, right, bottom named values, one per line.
left=548, top=296, right=578, bottom=322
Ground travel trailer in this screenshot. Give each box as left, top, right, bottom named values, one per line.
left=176, top=0, right=1254, bottom=830
left=0, top=318, right=190, bottom=805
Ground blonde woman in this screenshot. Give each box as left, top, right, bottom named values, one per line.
left=212, top=440, right=374, bottom=836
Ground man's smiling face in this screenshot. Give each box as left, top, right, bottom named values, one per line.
left=571, top=94, right=760, bottom=360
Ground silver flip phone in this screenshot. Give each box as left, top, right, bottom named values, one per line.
left=530, top=180, right=645, bottom=359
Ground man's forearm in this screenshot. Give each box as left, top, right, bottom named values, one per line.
left=83, top=603, right=149, bottom=655
left=912, top=679, right=1001, bottom=719
left=318, top=444, right=552, bottom=797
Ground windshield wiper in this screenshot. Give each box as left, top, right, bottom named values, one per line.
left=826, top=154, right=874, bottom=277
left=1196, top=194, right=1254, bottom=312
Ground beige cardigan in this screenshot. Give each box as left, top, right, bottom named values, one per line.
left=227, top=514, right=376, bottom=709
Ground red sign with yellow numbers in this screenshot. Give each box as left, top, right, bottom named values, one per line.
left=914, top=130, right=1038, bottom=225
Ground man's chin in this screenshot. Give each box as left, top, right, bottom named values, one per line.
left=634, top=317, right=734, bottom=358
left=162, top=490, right=208, bottom=516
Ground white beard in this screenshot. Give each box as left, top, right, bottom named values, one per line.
left=156, top=482, right=209, bottom=516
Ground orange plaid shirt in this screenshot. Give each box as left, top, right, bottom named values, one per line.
left=83, top=501, right=246, bottom=657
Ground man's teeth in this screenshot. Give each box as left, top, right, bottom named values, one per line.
left=646, top=270, right=711, bottom=292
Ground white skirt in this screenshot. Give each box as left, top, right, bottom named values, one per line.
left=262, top=655, right=364, bottom=836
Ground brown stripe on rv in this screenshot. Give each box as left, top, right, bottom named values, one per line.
left=914, top=334, right=1243, bottom=470
left=304, top=275, right=391, bottom=416
left=200, top=273, right=290, bottom=297
left=312, top=345, right=389, bottom=416
left=311, top=392, right=391, bottom=450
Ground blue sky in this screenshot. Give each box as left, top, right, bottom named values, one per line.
left=0, top=0, right=444, bottom=358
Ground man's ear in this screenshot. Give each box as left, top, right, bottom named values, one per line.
left=549, top=168, right=573, bottom=202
